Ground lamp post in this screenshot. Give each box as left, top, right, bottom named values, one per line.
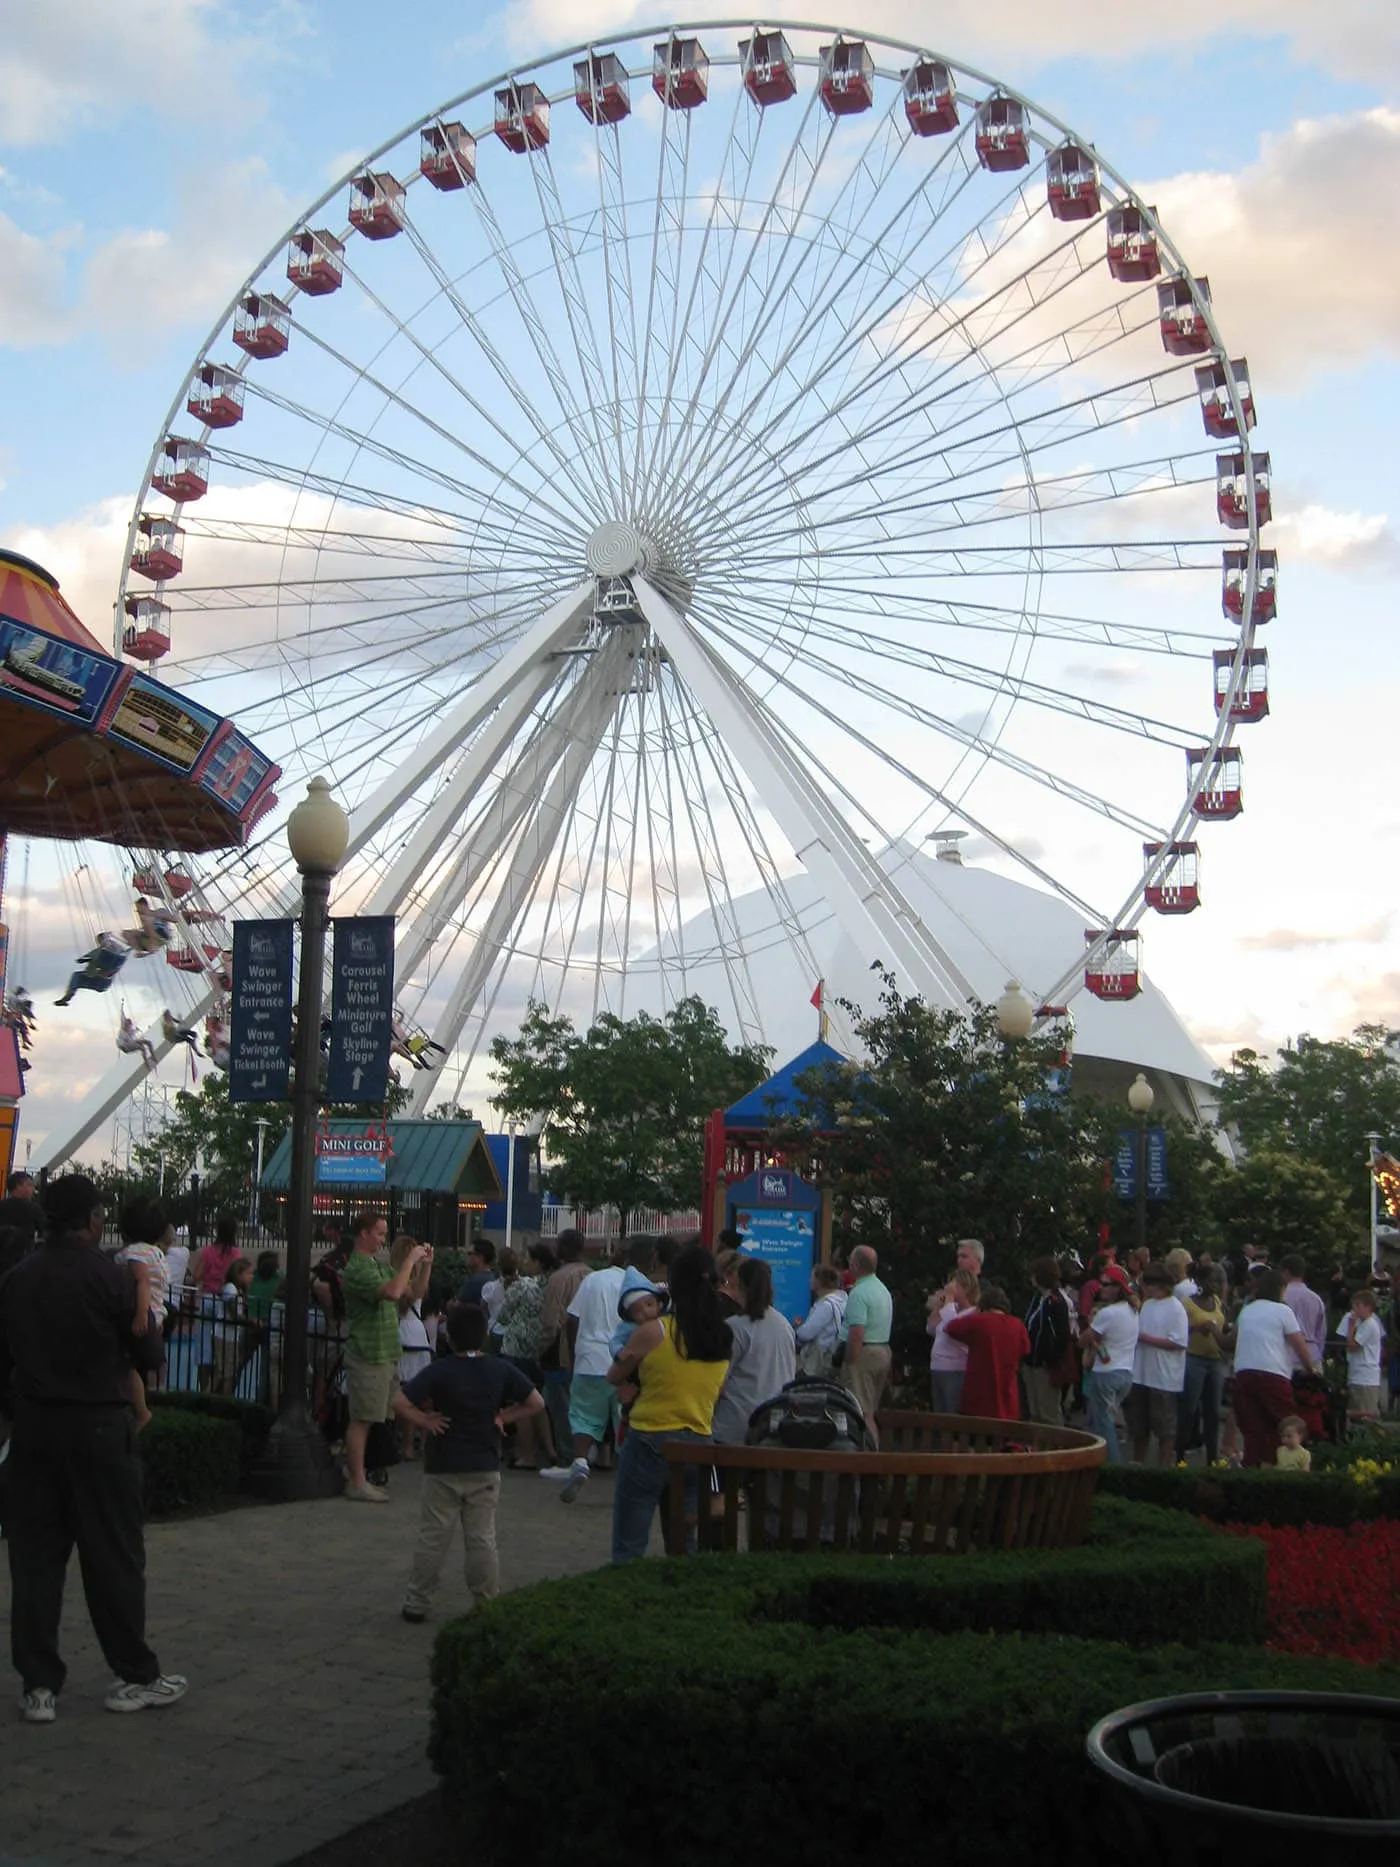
left=253, top=776, right=348, bottom=1501
left=1366, top=1132, right=1383, bottom=1273
left=503, top=1116, right=518, bottom=1261
left=1127, top=1072, right=1155, bottom=1256
left=995, top=979, right=1035, bottom=1041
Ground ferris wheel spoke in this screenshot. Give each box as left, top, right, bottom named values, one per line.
left=531, top=145, right=628, bottom=508
left=658, top=671, right=766, bottom=1041
left=719, top=584, right=1199, bottom=745
left=376, top=213, right=607, bottom=525
left=684, top=674, right=828, bottom=1029
left=275, top=294, right=593, bottom=538
left=699, top=154, right=1065, bottom=511
left=635, top=69, right=763, bottom=521
left=636, top=577, right=981, bottom=1010
left=649, top=82, right=837, bottom=511
left=710, top=446, right=1220, bottom=560
left=632, top=72, right=691, bottom=513
left=737, top=577, right=1226, bottom=657
left=676, top=98, right=986, bottom=508
left=591, top=120, right=642, bottom=515
left=231, top=377, right=578, bottom=559
left=459, top=180, right=615, bottom=517
left=694, top=589, right=1163, bottom=843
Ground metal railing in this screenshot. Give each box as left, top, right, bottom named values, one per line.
left=537, top=1205, right=701, bottom=1240
left=156, top=1293, right=344, bottom=1419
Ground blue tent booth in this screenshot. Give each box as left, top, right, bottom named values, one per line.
left=703, top=1040, right=846, bottom=1324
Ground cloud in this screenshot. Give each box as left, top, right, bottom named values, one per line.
left=81, top=159, right=295, bottom=341
left=0, top=0, right=273, bottom=147
left=509, top=2, right=1400, bottom=88
left=1272, top=503, right=1400, bottom=575
left=1149, top=109, right=1400, bottom=387
left=0, top=209, right=76, bottom=347
left=1240, top=918, right=1392, bottom=954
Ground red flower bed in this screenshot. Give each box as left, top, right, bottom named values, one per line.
left=1227, top=1520, right=1400, bottom=1664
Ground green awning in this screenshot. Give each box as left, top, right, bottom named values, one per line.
left=259, top=1119, right=504, bottom=1200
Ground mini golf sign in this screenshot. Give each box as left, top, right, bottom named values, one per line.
left=315, top=1126, right=390, bottom=1185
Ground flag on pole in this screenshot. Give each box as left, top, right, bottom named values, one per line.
left=810, top=981, right=823, bottom=1009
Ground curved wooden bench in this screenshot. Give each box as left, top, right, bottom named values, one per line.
left=662, top=1412, right=1106, bottom=1557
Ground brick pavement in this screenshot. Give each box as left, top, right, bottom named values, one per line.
left=0, top=1465, right=619, bottom=1867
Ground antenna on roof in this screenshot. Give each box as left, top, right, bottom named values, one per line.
left=926, top=830, right=968, bottom=865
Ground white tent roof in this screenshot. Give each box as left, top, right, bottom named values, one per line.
left=639, top=845, right=1219, bottom=1107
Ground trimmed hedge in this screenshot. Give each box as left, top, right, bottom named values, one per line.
left=150, top=1390, right=273, bottom=1479
left=140, top=1407, right=242, bottom=1515
left=1098, top=1460, right=1400, bottom=1525
left=431, top=1506, right=1400, bottom=1867
left=744, top=1497, right=1264, bottom=1646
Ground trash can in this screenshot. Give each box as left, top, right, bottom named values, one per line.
left=1086, top=1692, right=1400, bottom=1866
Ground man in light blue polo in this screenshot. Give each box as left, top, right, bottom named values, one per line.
left=840, top=1245, right=893, bottom=1447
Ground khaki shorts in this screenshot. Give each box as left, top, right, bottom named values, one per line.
left=347, top=1355, right=400, bottom=1424
left=841, top=1344, right=891, bottom=1420
left=1125, top=1382, right=1179, bottom=1445
left=1348, top=1384, right=1382, bottom=1417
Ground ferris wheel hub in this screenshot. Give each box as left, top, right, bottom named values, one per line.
left=586, top=520, right=653, bottom=577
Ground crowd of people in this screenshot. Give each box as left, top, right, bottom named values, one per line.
left=915, top=1235, right=1394, bottom=1470
left=3, top=1170, right=1396, bottom=1718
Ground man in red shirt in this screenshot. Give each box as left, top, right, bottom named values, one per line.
left=943, top=1286, right=1032, bottom=1421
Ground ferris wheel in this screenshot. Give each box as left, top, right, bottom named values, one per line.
left=40, top=19, right=1274, bottom=1165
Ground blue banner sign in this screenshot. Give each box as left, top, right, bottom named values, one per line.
left=1114, top=1127, right=1170, bottom=1201
left=326, top=916, right=395, bottom=1103
left=315, top=1131, right=388, bottom=1184
left=229, top=921, right=293, bottom=1102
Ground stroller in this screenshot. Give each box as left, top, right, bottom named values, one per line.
left=744, top=1376, right=873, bottom=1547
left=1292, top=1360, right=1349, bottom=1447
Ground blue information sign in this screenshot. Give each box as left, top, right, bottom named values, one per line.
left=1114, top=1127, right=1170, bottom=1201
left=228, top=921, right=293, bottom=1102
left=326, top=917, right=395, bottom=1103
left=732, top=1206, right=816, bottom=1324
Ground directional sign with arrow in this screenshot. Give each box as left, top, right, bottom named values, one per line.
left=229, top=921, right=294, bottom=1102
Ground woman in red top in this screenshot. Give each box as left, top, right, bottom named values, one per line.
left=942, top=1286, right=1032, bottom=1421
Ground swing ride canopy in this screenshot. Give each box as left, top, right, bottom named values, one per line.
left=0, top=549, right=279, bottom=853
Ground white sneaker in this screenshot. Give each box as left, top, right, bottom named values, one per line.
left=539, top=1465, right=574, bottom=1482
left=345, top=1481, right=389, bottom=1503
left=561, top=1460, right=590, bottom=1503
left=19, top=1688, right=56, bottom=1724
left=105, top=1675, right=188, bottom=1714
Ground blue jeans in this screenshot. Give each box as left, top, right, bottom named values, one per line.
left=930, top=1371, right=964, bottom=1413
left=611, top=1427, right=710, bottom=1564
left=1085, top=1369, right=1133, bottom=1462
left=1179, top=1355, right=1227, bottom=1463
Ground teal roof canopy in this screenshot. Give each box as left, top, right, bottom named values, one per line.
left=260, top=1119, right=504, bottom=1199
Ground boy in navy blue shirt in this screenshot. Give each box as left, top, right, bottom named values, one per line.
left=394, top=1303, right=543, bottom=1623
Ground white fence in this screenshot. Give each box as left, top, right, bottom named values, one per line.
left=537, top=1206, right=702, bottom=1241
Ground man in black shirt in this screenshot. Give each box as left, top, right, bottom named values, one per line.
left=0, top=1174, right=187, bottom=1722
left=452, top=1238, right=497, bottom=1306
left=0, top=1168, right=44, bottom=1276
left=394, top=1302, right=542, bottom=1624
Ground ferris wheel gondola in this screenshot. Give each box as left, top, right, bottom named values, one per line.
left=37, top=20, right=1272, bottom=1168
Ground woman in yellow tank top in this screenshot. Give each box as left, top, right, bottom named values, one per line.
left=607, top=1243, right=731, bottom=1563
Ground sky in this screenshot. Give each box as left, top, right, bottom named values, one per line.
left=0, top=1, right=1398, bottom=1162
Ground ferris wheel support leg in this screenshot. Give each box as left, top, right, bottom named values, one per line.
left=337, top=581, right=596, bottom=871
left=404, top=648, right=629, bottom=1114
left=394, top=641, right=628, bottom=982
left=632, top=578, right=979, bottom=1014
left=364, top=657, right=566, bottom=921
left=31, top=997, right=214, bottom=1173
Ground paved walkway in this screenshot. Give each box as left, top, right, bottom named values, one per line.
left=0, top=1466, right=618, bottom=1867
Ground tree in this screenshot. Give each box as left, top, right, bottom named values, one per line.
left=1211, top=1147, right=1359, bottom=1268
left=1215, top=1026, right=1400, bottom=1221
left=781, top=970, right=1108, bottom=1310
left=489, top=997, right=771, bottom=1227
